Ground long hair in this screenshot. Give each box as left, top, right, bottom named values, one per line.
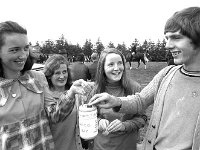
left=0, top=21, right=34, bottom=77
left=164, top=7, right=200, bottom=47
left=43, top=54, right=72, bottom=90
left=93, top=48, right=133, bottom=95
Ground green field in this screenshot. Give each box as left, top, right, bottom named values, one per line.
left=125, top=61, right=167, bottom=88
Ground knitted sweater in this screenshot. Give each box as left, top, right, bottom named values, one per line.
left=119, top=65, right=200, bottom=150
left=93, top=80, right=147, bottom=150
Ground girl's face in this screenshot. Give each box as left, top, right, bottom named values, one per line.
left=0, top=33, right=29, bottom=78
left=104, top=53, right=124, bottom=83
left=51, top=64, right=68, bottom=90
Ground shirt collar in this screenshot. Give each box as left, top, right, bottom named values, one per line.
left=0, top=71, right=43, bottom=93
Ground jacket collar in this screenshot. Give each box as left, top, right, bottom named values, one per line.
left=0, top=71, right=43, bottom=93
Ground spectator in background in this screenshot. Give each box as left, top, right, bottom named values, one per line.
left=70, top=53, right=91, bottom=82
left=88, top=52, right=99, bottom=82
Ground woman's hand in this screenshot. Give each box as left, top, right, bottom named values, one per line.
left=99, top=119, right=110, bottom=136
left=88, top=93, right=121, bottom=109
left=67, top=79, right=92, bottom=99
left=107, top=119, right=125, bottom=133
left=98, top=119, right=109, bottom=131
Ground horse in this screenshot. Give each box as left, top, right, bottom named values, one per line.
left=125, top=50, right=149, bottom=69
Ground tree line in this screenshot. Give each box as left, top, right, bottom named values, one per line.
left=31, top=34, right=170, bottom=63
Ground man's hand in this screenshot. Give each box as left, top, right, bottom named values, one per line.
left=88, top=93, right=121, bottom=109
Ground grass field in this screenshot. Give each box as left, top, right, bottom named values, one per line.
left=125, top=61, right=167, bottom=88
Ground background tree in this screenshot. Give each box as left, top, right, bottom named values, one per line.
left=107, top=41, right=115, bottom=48
left=37, top=36, right=169, bottom=62
left=116, top=42, right=127, bottom=56
left=41, top=39, right=55, bottom=54
left=55, top=35, right=69, bottom=54
left=82, top=39, right=93, bottom=61
left=95, top=38, right=104, bottom=55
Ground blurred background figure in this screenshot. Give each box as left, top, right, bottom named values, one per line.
left=88, top=52, right=99, bottom=82
left=165, top=50, right=176, bottom=66
left=70, top=53, right=91, bottom=82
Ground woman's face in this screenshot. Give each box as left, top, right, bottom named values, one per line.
left=104, top=53, right=124, bottom=83
left=0, top=33, right=29, bottom=78
left=50, top=64, right=68, bottom=90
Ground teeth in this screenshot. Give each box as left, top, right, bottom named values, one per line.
left=17, top=61, right=24, bottom=64
left=113, top=72, right=120, bottom=75
left=172, top=51, right=180, bottom=57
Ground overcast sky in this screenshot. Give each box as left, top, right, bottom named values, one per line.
left=0, top=0, right=199, bottom=47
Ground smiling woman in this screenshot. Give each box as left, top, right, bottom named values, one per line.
left=43, top=54, right=91, bottom=150
left=86, top=48, right=147, bottom=150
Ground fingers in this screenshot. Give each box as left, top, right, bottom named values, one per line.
left=99, top=119, right=109, bottom=131
left=88, top=93, right=109, bottom=106
left=107, top=119, right=124, bottom=132
left=71, top=79, right=92, bottom=95
left=101, top=119, right=109, bottom=129
left=70, top=85, right=85, bottom=95
left=99, top=119, right=110, bottom=136
left=88, top=94, right=103, bottom=105
left=99, top=119, right=125, bottom=135
left=102, top=129, right=110, bottom=136
left=73, top=79, right=86, bottom=86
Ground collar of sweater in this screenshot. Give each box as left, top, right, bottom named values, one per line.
left=180, top=66, right=200, bottom=77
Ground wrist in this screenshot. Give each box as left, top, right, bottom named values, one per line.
left=117, top=97, right=122, bottom=107
left=67, top=89, right=74, bottom=99
left=112, top=97, right=122, bottom=112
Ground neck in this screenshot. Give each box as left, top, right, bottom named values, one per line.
left=183, top=64, right=200, bottom=72
left=106, top=80, right=121, bottom=86
left=4, top=71, right=21, bottom=79
left=51, top=86, right=66, bottom=92
left=180, top=66, right=200, bottom=77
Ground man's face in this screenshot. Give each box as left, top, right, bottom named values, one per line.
left=0, top=33, right=29, bottom=77
left=165, top=30, right=198, bottom=67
